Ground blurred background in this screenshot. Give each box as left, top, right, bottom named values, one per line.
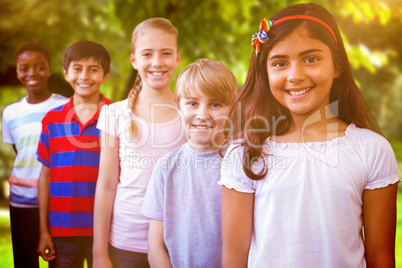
left=0, top=0, right=401, bottom=266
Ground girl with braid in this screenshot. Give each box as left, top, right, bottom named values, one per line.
left=93, top=18, right=185, bottom=268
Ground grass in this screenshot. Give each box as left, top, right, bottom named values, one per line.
left=0, top=195, right=401, bottom=266
left=0, top=216, right=13, bottom=268
left=397, top=192, right=402, bottom=266
left=0, top=212, right=85, bottom=267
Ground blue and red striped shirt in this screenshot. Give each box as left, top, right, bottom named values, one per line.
left=37, top=95, right=113, bottom=237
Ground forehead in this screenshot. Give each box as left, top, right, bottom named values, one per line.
left=17, top=51, right=48, bottom=65
left=269, top=30, right=331, bottom=56
left=68, top=57, right=102, bottom=67
left=135, top=29, right=177, bottom=51
left=179, top=90, right=219, bottom=103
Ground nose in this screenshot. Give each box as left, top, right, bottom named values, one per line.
left=79, top=69, right=90, bottom=80
left=196, top=105, right=210, bottom=120
left=152, top=54, right=162, bottom=67
left=287, top=63, right=305, bottom=83
left=27, top=67, right=37, bottom=76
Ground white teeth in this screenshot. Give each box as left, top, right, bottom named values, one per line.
left=193, top=125, right=212, bottom=129
left=78, top=83, right=91, bottom=88
left=27, top=80, right=38, bottom=85
left=152, top=72, right=163, bottom=76
left=289, top=87, right=312, bottom=96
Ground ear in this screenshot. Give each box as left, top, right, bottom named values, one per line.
left=63, top=68, right=68, bottom=80
left=102, top=72, right=110, bottom=83
left=130, top=53, right=138, bottom=70
left=176, top=52, right=181, bottom=67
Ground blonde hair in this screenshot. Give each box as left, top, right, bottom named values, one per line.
left=128, top=17, right=179, bottom=141
left=175, top=58, right=238, bottom=106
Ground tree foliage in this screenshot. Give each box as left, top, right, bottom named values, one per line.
left=0, top=0, right=401, bottom=138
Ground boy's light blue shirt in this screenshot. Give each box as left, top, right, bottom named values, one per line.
left=141, top=140, right=222, bottom=268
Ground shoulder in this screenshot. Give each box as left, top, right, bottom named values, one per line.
left=348, top=124, right=398, bottom=169
left=221, top=141, right=248, bottom=172
left=158, top=143, right=188, bottom=162
left=347, top=125, right=400, bottom=188
left=51, top=93, right=69, bottom=101
left=100, top=99, right=128, bottom=116
left=2, top=98, right=24, bottom=116
left=46, top=94, right=68, bottom=110
left=349, top=124, right=393, bottom=152
left=220, top=141, right=256, bottom=193
left=153, top=143, right=189, bottom=171
left=224, top=140, right=245, bottom=157
left=42, top=100, right=69, bottom=124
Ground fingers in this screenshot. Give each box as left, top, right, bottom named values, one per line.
left=45, top=244, right=56, bottom=261
left=37, top=239, right=56, bottom=261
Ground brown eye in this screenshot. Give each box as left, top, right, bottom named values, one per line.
left=211, top=103, right=221, bottom=108
left=188, top=101, right=197, bottom=107
left=305, top=57, right=319, bottom=64
left=273, top=61, right=287, bottom=68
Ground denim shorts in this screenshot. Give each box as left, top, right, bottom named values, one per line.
left=108, top=243, right=150, bottom=268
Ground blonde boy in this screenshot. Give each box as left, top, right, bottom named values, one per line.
left=141, top=58, right=237, bottom=267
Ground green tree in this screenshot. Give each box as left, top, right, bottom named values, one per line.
left=0, top=0, right=401, bottom=138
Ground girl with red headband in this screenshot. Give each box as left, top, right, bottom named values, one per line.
left=220, top=3, right=399, bottom=267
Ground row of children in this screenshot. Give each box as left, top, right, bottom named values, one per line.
left=2, top=3, right=400, bottom=268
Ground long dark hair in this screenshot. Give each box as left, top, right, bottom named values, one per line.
left=224, top=2, right=382, bottom=181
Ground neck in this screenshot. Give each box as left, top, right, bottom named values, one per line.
left=26, top=90, right=52, bottom=104
left=284, top=107, right=347, bottom=143
left=73, top=92, right=101, bottom=106
left=188, top=141, right=220, bottom=153
left=290, top=105, right=335, bottom=132
left=188, top=134, right=224, bottom=153
left=137, top=85, right=175, bottom=105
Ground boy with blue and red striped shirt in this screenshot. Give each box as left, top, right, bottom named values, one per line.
left=36, top=41, right=113, bottom=268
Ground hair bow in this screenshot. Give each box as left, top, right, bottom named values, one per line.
left=251, top=15, right=338, bottom=56
left=251, top=18, right=273, bottom=56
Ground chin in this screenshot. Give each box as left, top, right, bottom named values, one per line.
left=193, top=140, right=210, bottom=146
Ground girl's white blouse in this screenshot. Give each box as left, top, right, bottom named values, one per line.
left=219, top=124, right=400, bottom=268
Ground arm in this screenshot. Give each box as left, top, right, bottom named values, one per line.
left=148, top=219, right=172, bottom=268
left=362, top=183, right=398, bottom=268
left=92, top=131, right=120, bottom=268
left=1, top=112, right=17, bottom=155
left=37, top=165, right=56, bottom=261
left=221, top=186, right=254, bottom=268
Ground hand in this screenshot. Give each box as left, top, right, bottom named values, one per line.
left=37, top=232, right=56, bottom=262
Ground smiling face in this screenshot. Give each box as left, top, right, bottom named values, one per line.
left=179, top=92, right=229, bottom=152
left=267, top=29, right=340, bottom=121
left=16, top=50, right=52, bottom=94
left=63, top=57, right=109, bottom=100
left=131, top=28, right=180, bottom=92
